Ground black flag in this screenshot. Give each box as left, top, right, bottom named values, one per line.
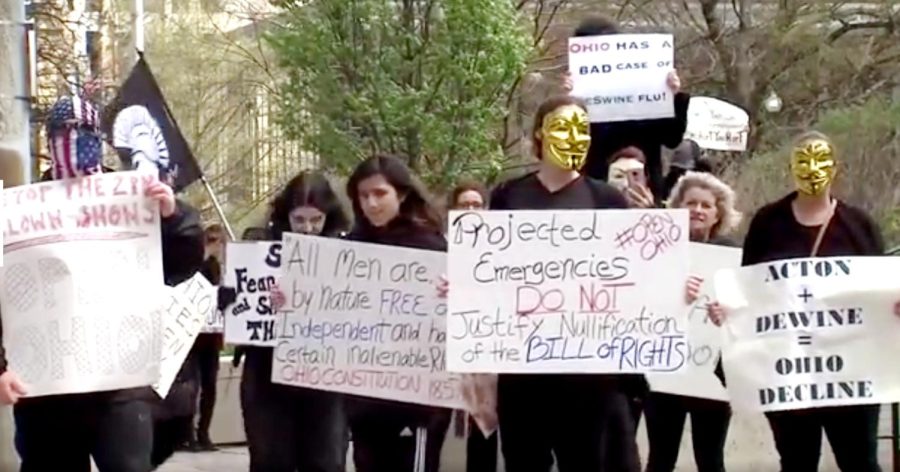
left=109, top=56, right=202, bottom=191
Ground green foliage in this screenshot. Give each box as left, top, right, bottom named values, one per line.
left=726, top=95, right=900, bottom=245
left=267, top=0, right=531, bottom=189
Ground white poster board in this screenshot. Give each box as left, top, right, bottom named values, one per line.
left=647, top=243, right=741, bottom=401
left=0, top=173, right=164, bottom=396
left=273, top=234, right=463, bottom=409
left=447, top=209, right=690, bottom=373
left=178, top=272, right=221, bottom=333
left=223, top=241, right=282, bottom=346
left=569, top=34, right=675, bottom=122
left=685, top=96, right=750, bottom=151
left=153, top=285, right=204, bottom=398
left=715, top=256, right=900, bottom=412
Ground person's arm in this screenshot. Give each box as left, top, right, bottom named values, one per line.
left=488, top=183, right=508, bottom=210
left=162, top=200, right=205, bottom=286
left=656, top=92, right=691, bottom=150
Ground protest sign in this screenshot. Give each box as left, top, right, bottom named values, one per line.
left=568, top=34, right=675, bottom=122
left=0, top=172, right=164, bottom=396
left=447, top=209, right=690, bottom=373
left=154, top=285, right=204, bottom=398
left=273, top=234, right=462, bottom=409
left=685, top=97, right=750, bottom=151
left=647, top=243, right=741, bottom=401
left=178, top=272, right=222, bottom=333
left=714, top=256, right=900, bottom=412
left=224, top=241, right=282, bottom=346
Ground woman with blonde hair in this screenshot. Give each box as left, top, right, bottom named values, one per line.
left=643, top=171, right=741, bottom=472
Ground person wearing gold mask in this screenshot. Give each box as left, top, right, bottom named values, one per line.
left=484, top=96, right=639, bottom=471
left=709, top=131, right=884, bottom=471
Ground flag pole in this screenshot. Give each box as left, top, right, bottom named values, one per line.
left=200, top=175, right=236, bottom=241
left=134, top=0, right=144, bottom=53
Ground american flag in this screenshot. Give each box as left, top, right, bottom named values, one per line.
left=46, top=94, right=104, bottom=180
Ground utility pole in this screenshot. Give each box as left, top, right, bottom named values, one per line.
left=0, top=1, right=28, bottom=466
left=0, top=0, right=32, bottom=188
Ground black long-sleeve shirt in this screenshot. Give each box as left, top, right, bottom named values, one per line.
left=582, top=92, right=690, bottom=198
left=742, top=192, right=884, bottom=266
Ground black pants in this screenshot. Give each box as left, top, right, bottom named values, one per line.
left=766, top=404, right=881, bottom=472
left=15, top=396, right=153, bottom=472
left=350, top=404, right=452, bottom=472
left=241, top=347, right=348, bottom=472
left=644, top=392, right=731, bottom=472
left=151, top=416, right=192, bottom=467
left=192, top=333, right=221, bottom=441
left=466, top=415, right=498, bottom=472
left=497, top=374, right=640, bottom=472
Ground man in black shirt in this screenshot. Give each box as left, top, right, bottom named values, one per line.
left=565, top=15, right=690, bottom=199
left=489, top=95, right=639, bottom=472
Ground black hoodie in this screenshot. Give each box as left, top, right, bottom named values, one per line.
left=344, top=218, right=449, bottom=423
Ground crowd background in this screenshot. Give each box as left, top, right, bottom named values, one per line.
left=16, top=0, right=900, bottom=249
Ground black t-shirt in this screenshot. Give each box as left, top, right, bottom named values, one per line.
left=489, top=172, right=628, bottom=211
left=742, top=192, right=884, bottom=266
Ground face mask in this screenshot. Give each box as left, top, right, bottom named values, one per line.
left=538, top=105, right=591, bottom=171
left=790, top=139, right=836, bottom=196
left=607, top=157, right=645, bottom=191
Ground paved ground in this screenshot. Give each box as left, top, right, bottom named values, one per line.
left=155, top=408, right=898, bottom=472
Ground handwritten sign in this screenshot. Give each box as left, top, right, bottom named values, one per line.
left=714, top=256, right=900, bottom=412
left=685, top=96, right=750, bottom=151
left=272, top=234, right=463, bottom=409
left=647, top=243, right=741, bottom=401
left=153, top=285, right=204, bottom=398
left=0, top=172, right=164, bottom=396
left=223, top=241, right=281, bottom=346
left=447, top=209, right=690, bottom=373
left=569, top=34, right=675, bottom=122
left=178, top=272, right=221, bottom=333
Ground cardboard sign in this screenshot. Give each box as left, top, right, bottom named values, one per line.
left=447, top=209, right=690, bottom=373
left=685, top=96, right=749, bottom=151
left=647, top=243, right=741, bottom=401
left=569, top=34, right=675, bottom=122
left=0, top=173, right=164, bottom=396
left=178, top=272, right=221, bottom=333
left=273, top=234, right=463, bottom=409
left=223, top=241, right=282, bottom=346
left=153, top=286, right=204, bottom=398
left=715, top=256, right=900, bottom=412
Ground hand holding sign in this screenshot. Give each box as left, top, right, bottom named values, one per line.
left=0, top=371, right=28, bottom=405
left=686, top=275, right=703, bottom=304
left=144, top=180, right=176, bottom=218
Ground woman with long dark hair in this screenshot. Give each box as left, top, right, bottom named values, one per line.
left=710, top=131, right=884, bottom=471
left=346, top=154, right=452, bottom=472
left=240, top=171, right=351, bottom=472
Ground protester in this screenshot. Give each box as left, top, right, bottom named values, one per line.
left=642, top=171, right=741, bottom=472
left=710, top=131, right=884, bottom=471
left=565, top=15, right=690, bottom=198
left=452, top=95, right=637, bottom=471
left=240, top=172, right=350, bottom=472
left=0, top=93, right=205, bottom=472
left=663, top=139, right=707, bottom=198
left=185, top=224, right=227, bottom=452
left=345, top=155, right=452, bottom=472
left=607, top=146, right=655, bottom=208
left=447, top=180, right=498, bottom=472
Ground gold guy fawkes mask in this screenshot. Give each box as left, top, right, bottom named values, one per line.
left=538, top=105, right=591, bottom=171
left=790, top=138, right=836, bottom=196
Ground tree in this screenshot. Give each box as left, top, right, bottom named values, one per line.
left=267, top=0, right=531, bottom=188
